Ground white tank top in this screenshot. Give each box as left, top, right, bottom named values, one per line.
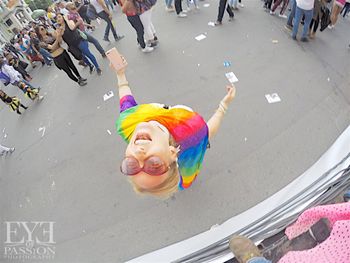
left=90, top=0, right=104, bottom=13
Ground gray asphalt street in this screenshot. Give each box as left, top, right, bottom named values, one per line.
left=1, top=0, right=350, bottom=262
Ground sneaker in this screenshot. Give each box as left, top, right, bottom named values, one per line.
left=239, top=3, right=244, bottom=7
left=147, top=41, right=158, bottom=47
left=328, top=24, right=334, bottom=29
left=78, top=77, right=87, bottom=82
left=165, top=6, right=175, bottom=12
left=38, top=95, right=44, bottom=101
left=142, top=46, right=154, bottom=53
left=115, top=35, right=125, bottom=41
left=9, top=147, right=15, bottom=153
left=79, top=60, right=88, bottom=67
left=78, top=79, right=87, bottom=86
left=285, top=24, right=293, bottom=31
left=103, top=37, right=111, bottom=42
left=177, top=12, right=187, bottom=17
left=300, top=37, right=309, bottom=42
left=215, top=20, right=222, bottom=26
left=279, top=13, right=287, bottom=18
left=97, top=68, right=102, bottom=75
left=195, top=5, right=200, bottom=9
left=89, top=65, right=95, bottom=74
left=292, top=35, right=297, bottom=40
left=229, top=16, right=234, bottom=21
left=102, top=53, right=107, bottom=58
left=229, top=236, right=261, bottom=263
left=270, top=10, right=275, bottom=15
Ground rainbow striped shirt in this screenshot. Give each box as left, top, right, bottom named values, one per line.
left=116, top=95, right=209, bottom=190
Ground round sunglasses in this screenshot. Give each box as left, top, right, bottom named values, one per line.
left=120, top=156, right=170, bottom=176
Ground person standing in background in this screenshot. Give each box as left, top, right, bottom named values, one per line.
left=90, top=0, right=125, bottom=41
left=291, top=0, right=315, bottom=41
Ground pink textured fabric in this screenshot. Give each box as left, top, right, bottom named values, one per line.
left=278, top=202, right=350, bottom=263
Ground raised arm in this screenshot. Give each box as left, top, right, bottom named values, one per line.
left=207, top=85, right=236, bottom=140
left=116, top=70, right=133, bottom=99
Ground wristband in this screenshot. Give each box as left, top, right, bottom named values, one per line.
left=118, top=82, right=129, bottom=88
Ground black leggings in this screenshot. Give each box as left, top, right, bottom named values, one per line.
left=53, top=50, right=81, bottom=83
left=309, top=15, right=320, bottom=33
left=127, top=15, right=146, bottom=49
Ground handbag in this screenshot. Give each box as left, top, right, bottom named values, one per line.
left=320, top=6, right=331, bottom=32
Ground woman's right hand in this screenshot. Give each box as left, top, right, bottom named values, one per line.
left=221, top=85, right=236, bottom=106
left=111, top=55, right=128, bottom=76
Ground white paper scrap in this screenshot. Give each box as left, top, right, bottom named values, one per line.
left=38, top=127, right=46, bottom=137
left=272, top=39, right=279, bottom=44
left=225, top=72, right=239, bottom=83
left=107, top=130, right=112, bottom=135
left=208, top=21, right=215, bottom=27
left=195, top=34, right=206, bottom=41
left=203, top=3, right=210, bottom=7
left=265, top=93, right=281, bottom=103
left=103, top=91, right=114, bottom=101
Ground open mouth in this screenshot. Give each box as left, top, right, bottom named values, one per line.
left=134, top=132, right=152, bottom=145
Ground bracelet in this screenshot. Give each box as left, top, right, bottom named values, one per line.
left=118, top=82, right=129, bottom=88
left=220, top=101, right=228, bottom=111
left=216, top=107, right=226, bottom=115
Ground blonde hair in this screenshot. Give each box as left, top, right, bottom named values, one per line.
left=129, top=135, right=180, bottom=199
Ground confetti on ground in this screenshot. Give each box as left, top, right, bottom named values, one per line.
left=195, top=34, right=206, bottom=41
left=265, top=93, right=281, bottom=103
left=244, top=137, right=247, bottom=142
left=208, top=21, right=215, bottom=27
left=272, top=39, right=279, bottom=44
left=107, top=130, right=112, bottom=135
left=97, top=106, right=101, bottom=109
left=203, top=3, right=210, bottom=7
left=38, top=127, right=46, bottom=137
left=327, top=77, right=330, bottom=82
left=103, top=91, right=114, bottom=101
left=197, top=64, right=200, bottom=67
left=223, top=61, right=232, bottom=67
left=225, top=72, right=239, bottom=83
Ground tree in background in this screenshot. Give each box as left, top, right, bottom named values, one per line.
left=24, top=0, right=53, bottom=11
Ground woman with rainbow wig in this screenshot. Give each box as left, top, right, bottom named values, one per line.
left=114, top=58, right=236, bottom=199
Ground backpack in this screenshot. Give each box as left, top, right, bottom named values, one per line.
left=320, top=6, right=331, bottom=32
left=86, top=4, right=98, bottom=20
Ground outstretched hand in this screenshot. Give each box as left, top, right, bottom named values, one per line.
left=110, top=55, right=128, bottom=77
left=221, top=85, right=236, bottom=106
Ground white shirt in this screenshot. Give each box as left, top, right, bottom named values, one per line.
left=90, top=0, right=104, bottom=13
left=60, top=8, right=69, bottom=15
left=1, top=64, right=22, bottom=84
left=296, top=0, right=315, bottom=10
